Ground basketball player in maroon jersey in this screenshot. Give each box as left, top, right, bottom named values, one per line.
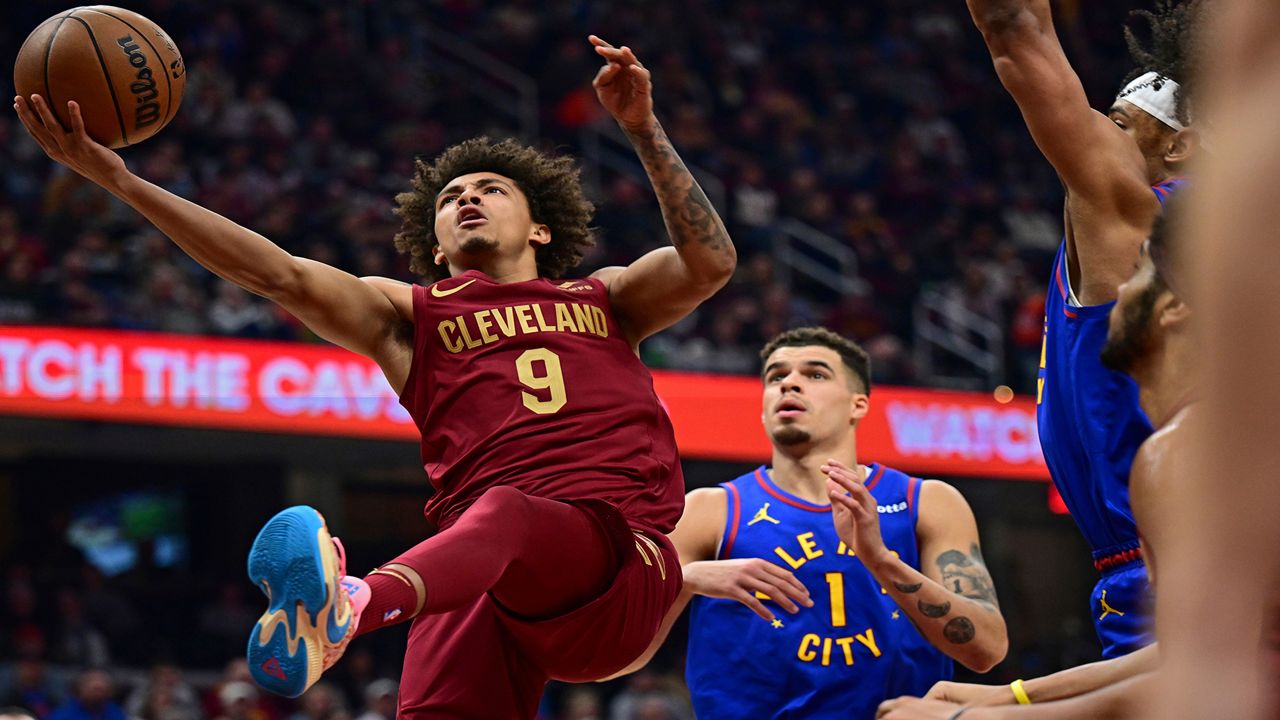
left=14, top=36, right=734, bottom=718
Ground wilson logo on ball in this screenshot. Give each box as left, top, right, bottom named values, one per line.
left=116, top=35, right=161, bottom=129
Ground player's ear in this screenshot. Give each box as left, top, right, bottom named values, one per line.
left=529, top=223, right=551, bottom=248
left=849, top=391, right=870, bottom=423
left=1165, top=128, right=1198, bottom=166
left=1158, top=292, right=1192, bottom=329
left=432, top=245, right=446, bottom=265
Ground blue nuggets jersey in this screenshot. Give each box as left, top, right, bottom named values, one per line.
left=686, top=465, right=952, bottom=720
left=1037, top=177, right=1185, bottom=656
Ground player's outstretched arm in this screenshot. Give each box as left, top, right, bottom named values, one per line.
left=923, top=643, right=1159, bottom=708
left=13, top=95, right=413, bottom=390
left=878, top=672, right=1157, bottom=720
left=826, top=462, right=1008, bottom=672
left=966, top=0, right=1155, bottom=301
left=585, top=36, right=736, bottom=347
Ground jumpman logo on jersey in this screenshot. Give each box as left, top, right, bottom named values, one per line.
left=748, top=502, right=780, bottom=526
left=1098, top=590, right=1126, bottom=621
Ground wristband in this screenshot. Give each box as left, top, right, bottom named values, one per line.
left=1010, top=678, right=1032, bottom=705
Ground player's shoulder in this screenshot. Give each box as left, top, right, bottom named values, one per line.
left=1132, top=405, right=1201, bottom=494
left=916, top=480, right=977, bottom=529
left=917, top=479, right=968, bottom=509
left=672, top=486, right=730, bottom=561
left=361, top=276, right=415, bottom=318
left=685, top=486, right=729, bottom=516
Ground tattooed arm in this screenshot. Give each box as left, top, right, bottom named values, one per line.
left=585, top=36, right=736, bottom=347
left=826, top=462, right=1008, bottom=672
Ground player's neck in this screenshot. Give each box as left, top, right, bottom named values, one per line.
left=771, top=443, right=860, bottom=505
left=450, top=255, right=540, bottom=284
left=1138, top=335, right=1197, bottom=429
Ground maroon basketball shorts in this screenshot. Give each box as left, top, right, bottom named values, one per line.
left=396, top=501, right=682, bottom=720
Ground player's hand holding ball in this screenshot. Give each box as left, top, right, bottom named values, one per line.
left=589, top=35, right=656, bottom=135
left=14, top=95, right=129, bottom=188
left=682, top=558, right=813, bottom=623
left=12, top=6, right=185, bottom=188
left=825, top=459, right=891, bottom=567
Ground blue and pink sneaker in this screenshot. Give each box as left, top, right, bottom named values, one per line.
left=246, top=506, right=371, bottom=698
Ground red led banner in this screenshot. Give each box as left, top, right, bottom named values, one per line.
left=0, top=327, right=1047, bottom=480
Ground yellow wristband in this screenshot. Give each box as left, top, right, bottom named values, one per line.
left=1010, top=679, right=1032, bottom=705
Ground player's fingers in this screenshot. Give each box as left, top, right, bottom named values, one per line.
left=829, top=489, right=861, bottom=512
left=588, top=34, right=613, bottom=48
left=822, top=463, right=861, bottom=488
left=737, top=592, right=776, bottom=622
left=628, top=64, right=652, bottom=85
left=13, top=98, right=59, bottom=155
left=760, top=564, right=812, bottom=604
left=764, top=579, right=811, bottom=613
left=593, top=45, right=627, bottom=61
left=752, top=583, right=799, bottom=614
left=30, top=94, right=65, bottom=135
left=875, top=698, right=903, bottom=718
left=744, top=575, right=801, bottom=614
left=620, top=45, right=643, bottom=68
left=593, top=63, right=621, bottom=87
left=67, top=101, right=88, bottom=139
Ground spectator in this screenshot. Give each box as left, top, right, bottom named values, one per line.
left=352, top=681, right=396, bottom=720
left=125, top=665, right=200, bottom=720
left=1, top=659, right=60, bottom=720
left=47, top=671, right=124, bottom=720
left=608, top=671, right=690, bottom=720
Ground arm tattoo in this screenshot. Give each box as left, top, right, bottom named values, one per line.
left=626, top=124, right=732, bottom=254
left=894, top=581, right=923, bottom=594
left=936, top=544, right=1000, bottom=609
left=944, top=616, right=977, bottom=645
left=918, top=599, right=952, bottom=618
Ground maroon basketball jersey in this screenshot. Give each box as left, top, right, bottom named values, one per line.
left=399, top=270, right=684, bottom=534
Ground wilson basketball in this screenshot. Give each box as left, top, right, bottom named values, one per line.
left=13, top=6, right=186, bottom=149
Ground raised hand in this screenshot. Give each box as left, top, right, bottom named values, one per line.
left=824, top=459, right=890, bottom=566
left=13, top=95, right=128, bottom=187
left=683, top=558, right=813, bottom=623
left=589, top=35, right=655, bottom=135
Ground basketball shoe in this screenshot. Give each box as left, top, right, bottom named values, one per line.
left=246, top=506, right=371, bottom=698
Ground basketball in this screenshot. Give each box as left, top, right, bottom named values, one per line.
left=13, top=6, right=185, bottom=149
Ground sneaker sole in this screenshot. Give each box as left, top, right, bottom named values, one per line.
left=246, top=506, right=349, bottom=698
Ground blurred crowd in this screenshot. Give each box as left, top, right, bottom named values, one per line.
left=0, top=0, right=1146, bottom=393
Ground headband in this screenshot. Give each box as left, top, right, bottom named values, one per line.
left=1116, top=71, right=1186, bottom=131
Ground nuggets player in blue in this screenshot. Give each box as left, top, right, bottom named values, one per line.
left=964, top=0, right=1203, bottom=661
left=612, top=328, right=1008, bottom=719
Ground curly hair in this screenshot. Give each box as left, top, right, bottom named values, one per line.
left=759, top=327, right=872, bottom=394
left=1121, top=0, right=1206, bottom=126
left=393, top=137, right=596, bottom=283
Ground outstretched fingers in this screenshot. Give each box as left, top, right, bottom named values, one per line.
left=13, top=96, right=60, bottom=157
